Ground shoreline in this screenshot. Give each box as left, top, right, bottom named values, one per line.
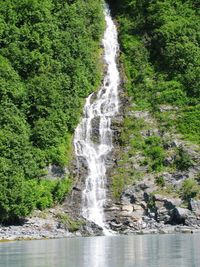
left=1, top=224, right=200, bottom=242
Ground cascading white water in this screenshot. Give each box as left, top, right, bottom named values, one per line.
left=74, top=5, right=120, bottom=232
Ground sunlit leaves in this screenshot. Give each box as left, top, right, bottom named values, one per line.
left=0, top=0, right=104, bottom=223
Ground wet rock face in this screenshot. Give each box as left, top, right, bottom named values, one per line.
left=90, top=116, right=100, bottom=143
left=111, top=115, right=124, bottom=145
left=73, top=156, right=88, bottom=178
left=45, top=165, right=69, bottom=179
left=81, top=221, right=104, bottom=236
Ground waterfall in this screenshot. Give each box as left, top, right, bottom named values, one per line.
left=74, top=5, right=120, bottom=233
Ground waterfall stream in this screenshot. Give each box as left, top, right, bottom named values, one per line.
left=74, top=5, right=120, bottom=233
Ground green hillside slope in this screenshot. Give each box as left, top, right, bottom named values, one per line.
left=108, top=0, right=200, bottom=200
left=0, top=0, right=104, bottom=223
left=109, top=0, right=200, bottom=143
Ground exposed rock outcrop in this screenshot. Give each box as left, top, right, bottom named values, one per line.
left=104, top=178, right=200, bottom=233
left=104, top=105, right=200, bottom=234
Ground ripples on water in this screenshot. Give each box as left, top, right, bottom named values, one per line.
left=0, top=234, right=200, bottom=267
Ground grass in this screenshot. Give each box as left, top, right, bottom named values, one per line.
left=177, top=105, right=200, bottom=145
left=153, top=185, right=180, bottom=199
left=56, top=213, right=85, bottom=232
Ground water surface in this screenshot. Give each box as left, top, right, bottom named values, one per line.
left=0, top=234, right=199, bottom=267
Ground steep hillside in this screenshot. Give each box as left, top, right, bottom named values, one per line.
left=108, top=0, right=199, bottom=143
left=105, top=0, right=200, bottom=233
left=1, top=0, right=200, bottom=236
left=0, top=0, right=104, bottom=224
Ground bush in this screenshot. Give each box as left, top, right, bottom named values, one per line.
left=175, top=147, right=193, bottom=171
left=52, top=178, right=72, bottom=204
left=177, top=105, right=200, bottom=144
left=181, top=179, right=199, bottom=201
left=112, top=174, right=125, bottom=200
left=110, top=0, right=200, bottom=147
left=157, top=89, right=188, bottom=106
left=0, top=164, right=36, bottom=224
left=56, top=213, right=84, bottom=232
left=0, top=0, right=104, bottom=223
left=155, top=176, right=165, bottom=187
left=145, top=136, right=162, bottom=147
left=145, top=136, right=165, bottom=172
left=35, top=178, right=72, bottom=210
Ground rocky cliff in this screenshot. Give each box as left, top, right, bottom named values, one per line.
left=104, top=100, right=200, bottom=234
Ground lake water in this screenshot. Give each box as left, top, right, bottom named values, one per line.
left=0, top=234, right=199, bottom=267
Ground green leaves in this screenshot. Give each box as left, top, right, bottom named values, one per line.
left=144, top=136, right=165, bottom=172
left=0, top=160, right=35, bottom=223
left=177, top=105, right=200, bottom=144
left=111, top=0, right=200, bottom=145
left=181, top=179, right=199, bottom=201
left=0, top=0, right=104, bottom=222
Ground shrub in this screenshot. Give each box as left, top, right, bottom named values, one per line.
left=145, top=136, right=162, bottom=147
left=155, top=176, right=165, bottom=187
left=52, top=178, right=72, bottom=204
left=157, top=89, right=187, bottom=106
left=0, top=167, right=36, bottom=224
left=177, top=105, right=200, bottom=144
left=145, top=146, right=165, bottom=172
left=56, top=213, right=84, bottom=232
left=35, top=178, right=72, bottom=210
left=181, top=179, right=199, bottom=201
left=0, top=0, right=104, bottom=223
left=112, top=174, right=125, bottom=200
left=175, top=147, right=193, bottom=171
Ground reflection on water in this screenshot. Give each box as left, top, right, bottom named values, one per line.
left=0, top=234, right=200, bottom=267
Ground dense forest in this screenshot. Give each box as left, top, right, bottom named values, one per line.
left=0, top=0, right=104, bottom=223
left=109, top=0, right=200, bottom=143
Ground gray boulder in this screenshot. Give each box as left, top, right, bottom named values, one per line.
left=154, top=195, right=182, bottom=223
left=172, top=207, right=192, bottom=224
left=189, top=199, right=200, bottom=215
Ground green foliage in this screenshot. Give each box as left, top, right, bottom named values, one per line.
left=0, top=164, right=36, bottom=224
left=175, top=147, right=194, bottom=171
left=109, top=0, right=199, bottom=203
left=145, top=136, right=162, bottom=147
left=144, top=136, right=165, bottom=172
left=109, top=0, right=200, bottom=144
left=33, top=178, right=71, bottom=210
left=155, top=176, right=165, bottom=187
left=0, top=174, right=72, bottom=223
left=157, top=89, right=188, bottom=106
left=56, top=213, right=84, bottom=232
left=111, top=114, right=146, bottom=200
left=154, top=184, right=179, bottom=198
left=112, top=173, right=125, bottom=200
left=52, top=178, right=72, bottom=204
left=177, top=105, right=200, bottom=144
left=147, top=193, right=156, bottom=210
left=181, top=179, right=200, bottom=201
left=0, top=0, right=104, bottom=223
